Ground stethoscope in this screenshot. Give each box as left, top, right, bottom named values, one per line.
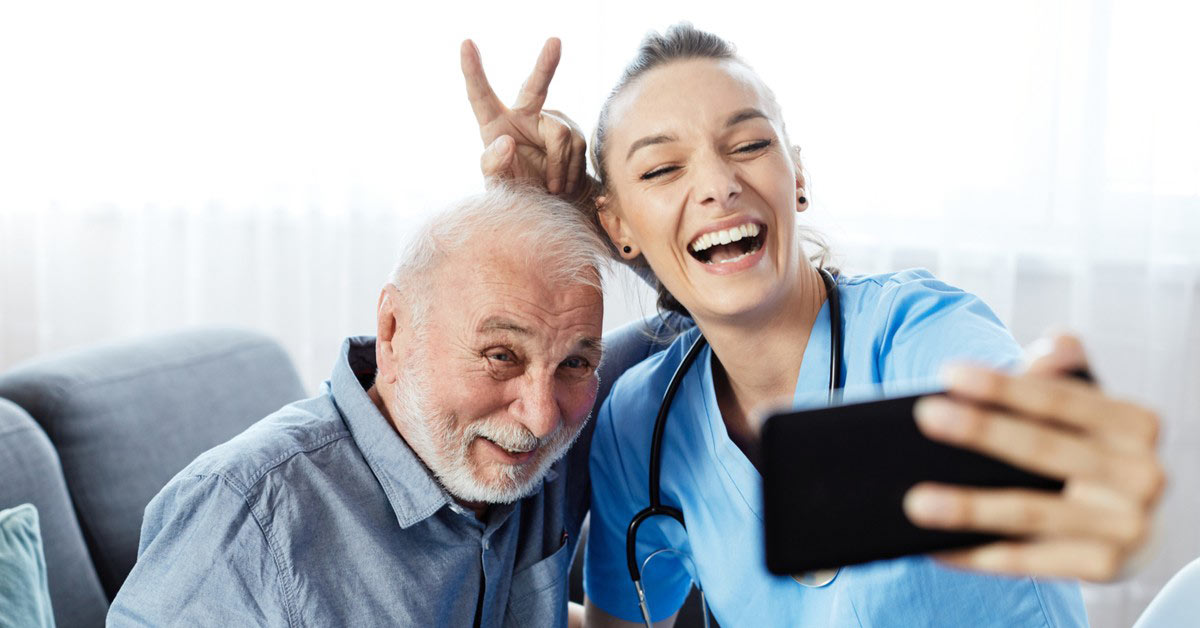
left=625, top=267, right=844, bottom=627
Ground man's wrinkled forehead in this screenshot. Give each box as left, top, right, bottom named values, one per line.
left=476, top=311, right=603, bottom=356
left=438, top=240, right=602, bottom=338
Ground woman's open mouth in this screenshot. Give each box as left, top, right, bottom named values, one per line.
left=688, top=223, right=766, bottom=265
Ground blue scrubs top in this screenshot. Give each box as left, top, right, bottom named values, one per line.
left=584, top=269, right=1088, bottom=627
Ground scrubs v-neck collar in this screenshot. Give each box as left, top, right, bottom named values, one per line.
left=695, top=296, right=835, bottom=521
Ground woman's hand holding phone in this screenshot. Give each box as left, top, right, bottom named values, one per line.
left=907, top=334, right=1165, bottom=581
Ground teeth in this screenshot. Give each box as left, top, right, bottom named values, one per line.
left=690, top=223, right=760, bottom=253
left=717, top=249, right=755, bottom=264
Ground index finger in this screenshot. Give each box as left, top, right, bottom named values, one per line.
left=461, top=39, right=505, bottom=125
left=513, top=37, right=561, bottom=111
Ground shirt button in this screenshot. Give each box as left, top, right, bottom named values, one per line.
left=483, top=538, right=490, bottom=551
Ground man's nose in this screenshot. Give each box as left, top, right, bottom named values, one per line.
left=694, top=151, right=742, bottom=207
left=512, top=374, right=562, bottom=440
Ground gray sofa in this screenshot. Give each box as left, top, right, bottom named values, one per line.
left=0, top=321, right=688, bottom=626
left=0, top=329, right=308, bottom=626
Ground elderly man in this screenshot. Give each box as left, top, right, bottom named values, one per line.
left=109, top=184, right=612, bottom=626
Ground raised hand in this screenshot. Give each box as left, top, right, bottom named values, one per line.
left=461, top=38, right=590, bottom=198
left=905, top=334, right=1165, bottom=581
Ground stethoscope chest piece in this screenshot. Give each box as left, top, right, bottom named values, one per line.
left=791, top=567, right=840, bottom=588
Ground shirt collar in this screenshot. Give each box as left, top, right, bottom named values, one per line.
left=329, top=336, right=452, bottom=529
left=792, top=297, right=834, bottom=409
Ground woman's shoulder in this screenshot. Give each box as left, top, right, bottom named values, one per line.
left=838, top=267, right=955, bottom=295
left=838, top=267, right=995, bottom=322
left=839, top=267, right=1021, bottom=375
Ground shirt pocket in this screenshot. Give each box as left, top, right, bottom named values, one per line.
left=505, top=530, right=571, bottom=628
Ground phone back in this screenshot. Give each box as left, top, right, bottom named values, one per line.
left=761, top=392, right=1063, bottom=574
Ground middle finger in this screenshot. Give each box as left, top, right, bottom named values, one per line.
left=513, top=37, right=562, bottom=112
left=913, top=396, right=1158, bottom=499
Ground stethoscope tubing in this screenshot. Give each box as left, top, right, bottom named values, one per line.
left=625, top=267, right=843, bottom=624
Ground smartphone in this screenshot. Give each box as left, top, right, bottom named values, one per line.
left=760, top=391, right=1064, bottom=575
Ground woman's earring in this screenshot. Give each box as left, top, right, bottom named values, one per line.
left=797, top=195, right=807, bottom=205
left=622, top=245, right=632, bottom=254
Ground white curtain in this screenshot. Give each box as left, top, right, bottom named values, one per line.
left=1, top=1, right=1196, bottom=625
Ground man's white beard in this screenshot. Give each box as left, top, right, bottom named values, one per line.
left=391, top=346, right=587, bottom=504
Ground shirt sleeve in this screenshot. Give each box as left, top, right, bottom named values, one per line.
left=107, top=473, right=294, bottom=627
left=875, top=269, right=1024, bottom=384
left=584, top=387, right=693, bottom=623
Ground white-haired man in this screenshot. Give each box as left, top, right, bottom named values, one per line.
left=109, top=185, right=612, bottom=626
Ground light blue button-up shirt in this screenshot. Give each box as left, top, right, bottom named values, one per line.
left=585, top=269, right=1089, bottom=626
left=109, top=336, right=589, bottom=627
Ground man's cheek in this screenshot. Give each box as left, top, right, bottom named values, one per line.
left=565, top=384, right=599, bottom=426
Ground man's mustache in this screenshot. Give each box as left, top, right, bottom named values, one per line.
left=467, top=417, right=558, bottom=455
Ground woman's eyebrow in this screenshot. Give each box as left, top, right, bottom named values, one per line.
left=726, top=108, right=768, bottom=127
left=626, top=134, right=675, bottom=160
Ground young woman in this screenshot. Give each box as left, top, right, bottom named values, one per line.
left=461, top=24, right=1162, bottom=626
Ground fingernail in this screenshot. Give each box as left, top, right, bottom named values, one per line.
left=904, top=487, right=955, bottom=523
left=913, top=397, right=963, bottom=437
left=548, top=178, right=560, bottom=194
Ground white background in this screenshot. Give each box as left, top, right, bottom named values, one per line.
left=1, top=1, right=1197, bottom=625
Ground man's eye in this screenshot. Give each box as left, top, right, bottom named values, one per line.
left=640, top=165, right=680, bottom=180
left=487, top=350, right=516, bottom=363
left=735, top=139, right=773, bottom=154
left=561, top=356, right=590, bottom=370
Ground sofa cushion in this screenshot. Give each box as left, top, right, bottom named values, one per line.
left=0, top=329, right=307, bottom=598
left=0, top=504, right=55, bottom=628
left=0, top=399, right=107, bottom=627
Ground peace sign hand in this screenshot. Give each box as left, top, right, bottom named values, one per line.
left=461, top=38, right=592, bottom=199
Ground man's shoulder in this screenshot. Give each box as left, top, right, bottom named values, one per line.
left=180, top=392, right=354, bottom=494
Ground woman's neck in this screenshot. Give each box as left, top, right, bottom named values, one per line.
left=699, top=263, right=827, bottom=440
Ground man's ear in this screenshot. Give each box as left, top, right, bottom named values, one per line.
left=596, top=196, right=639, bottom=259
left=375, top=283, right=411, bottom=386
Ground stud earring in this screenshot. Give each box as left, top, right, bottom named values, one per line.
left=623, top=245, right=632, bottom=254
left=797, top=195, right=807, bottom=205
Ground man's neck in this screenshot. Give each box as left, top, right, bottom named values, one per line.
left=366, top=384, right=490, bottom=520
left=698, top=263, right=828, bottom=438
